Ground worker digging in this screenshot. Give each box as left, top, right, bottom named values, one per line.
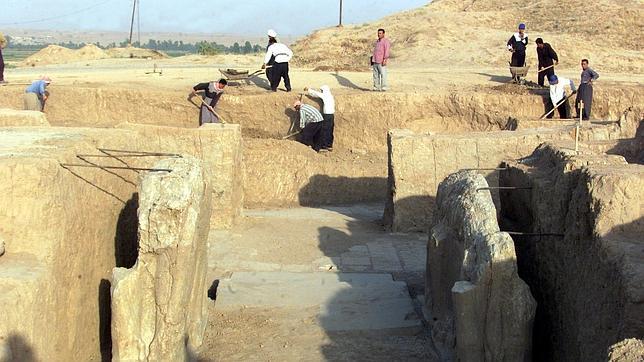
left=190, top=78, right=227, bottom=125
left=23, top=76, right=51, bottom=112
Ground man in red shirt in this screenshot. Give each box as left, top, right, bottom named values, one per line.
left=371, top=28, right=391, bottom=91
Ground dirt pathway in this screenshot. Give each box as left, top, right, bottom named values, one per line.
left=197, top=204, right=438, bottom=361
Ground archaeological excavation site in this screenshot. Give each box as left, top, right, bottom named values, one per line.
left=0, top=0, right=642, bottom=361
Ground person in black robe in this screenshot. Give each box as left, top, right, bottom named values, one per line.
left=507, top=23, right=528, bottom=67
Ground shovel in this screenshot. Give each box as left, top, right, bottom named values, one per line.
left=191, top=95, right=227, bottom=124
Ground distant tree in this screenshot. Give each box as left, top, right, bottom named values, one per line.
left=231, top=42, right=240, bottom=54
left=243, top=41, right=253, bottom=54
left=197, top=41, right=217, bottom=55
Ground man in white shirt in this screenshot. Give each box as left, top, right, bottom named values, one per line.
left=548, top=74, right=576, bottom=119
left=305, top=85, right=335, bottom=151
left=263, top=37, right=293, bottom=92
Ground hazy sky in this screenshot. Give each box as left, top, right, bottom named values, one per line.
left=0, top=0, right=429, bottom=36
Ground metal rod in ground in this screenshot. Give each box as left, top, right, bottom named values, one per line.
left=503, top=231, right=564, bottom=237
left=477, top=186, right=532, bottom=191
left=97, top=148, right=182, bottom=157
left=60, top=164, right=172, bottom=172
left=461, top=168, right=508, bottom=171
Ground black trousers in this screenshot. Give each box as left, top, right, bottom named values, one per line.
left=321, top=114, right=335, bottom=149
left=0, top=48, right=4, bottom=81
left=538, top=65, right=555, bottom=87
left=270, top=62, right=291, bottom=91
left=299, top=122, right=323, bottom=151
left=511, top=51, right=526, bottom=67
left=575, top=83, right=593, bottom=120
left=546, top=96, right=570, bottom=119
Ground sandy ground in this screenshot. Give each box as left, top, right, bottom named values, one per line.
left=4, top=55, right=642, bottom=96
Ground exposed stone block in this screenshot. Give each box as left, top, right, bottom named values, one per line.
left=425, top=170, right=536, bottom=361
left=111, top=157, right=212, bottom=361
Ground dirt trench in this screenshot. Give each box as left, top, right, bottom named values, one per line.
left=1, top=84, right=641, bottom=209
left=499, top=144, right=644, bottom=361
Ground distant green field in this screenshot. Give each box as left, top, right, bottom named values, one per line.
left=2, top=49, right=39, bottom=62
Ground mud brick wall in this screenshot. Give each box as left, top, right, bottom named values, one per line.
left=0, top=124, right=242, bottom=361
left=383, top=127, right=571, bottom=232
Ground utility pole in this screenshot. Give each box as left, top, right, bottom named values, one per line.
left=128, top=0, right=137, bottom=46
left=338, top=0, right=343, bottom=27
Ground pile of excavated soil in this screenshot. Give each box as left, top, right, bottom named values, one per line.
left=22, top=45, right=167, bottom=66
left=22, top=44, right=109, bottom=66
left=22, top=45, right=76, bottom=66
left=106, top=46, right=168, bottom=59
left=291, top=0, right=643, bottom=73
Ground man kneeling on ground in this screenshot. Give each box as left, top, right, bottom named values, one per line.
left=294, top=100, right=324, bottom=152
left=305, top=85, right=335, bottom=152
left=24, top=76, right=51, bottom=112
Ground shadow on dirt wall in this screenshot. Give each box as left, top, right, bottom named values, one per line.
left=500, top=160, right=643, bottom=361
left=1, top=334, right=37, bottom=362
left=607, top=120, right=644, bottom=164
left=313, top=207, right=438, bottom=361
left=298, top=175, right=388, bottom=207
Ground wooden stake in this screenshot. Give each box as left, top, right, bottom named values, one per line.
left=575, top=100, right=583, bottom=153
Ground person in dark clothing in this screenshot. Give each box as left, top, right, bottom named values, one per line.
left=507, top=23, right=528, bottom=67
left=536, top=38, right=559, bottom=87
left=0, top=32, right=7, bottom=84
left=294, top=100, right=325, bottom=151
left=190, top=78, right=227, bottom=125
left=575, top=59, right=599, bottom=120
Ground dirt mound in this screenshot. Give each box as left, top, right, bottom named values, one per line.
left=106, top=46, right=168, bottom=59
left=75, top=44, right=108, bottom=59
left=22, top=44, right=108, bottom=66
left=291, top=0, right=643, bottom=73
left=23, top=45, right=76, bottom=66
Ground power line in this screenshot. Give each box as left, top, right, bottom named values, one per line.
left=0, top=0, right=118, bottom=26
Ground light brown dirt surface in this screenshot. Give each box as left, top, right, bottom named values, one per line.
left=0, top=1, right=642, bottom=360
left=292, top=0, right=643, bottom=73
left=22, top=45, right=167, bottom=67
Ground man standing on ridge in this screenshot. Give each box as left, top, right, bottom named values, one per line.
left=371, top=28, right=391, bottom=91
left=536, top=38, right=558, bottom=87
left=0, top=32, right=7, bottom=84
left=263, top=36, right=293, bottom=92
left=265, top=29, right=278, bottom=84
left=507, top=23, right=528, bottom=67
left=575, top=59, right=599, bottom=120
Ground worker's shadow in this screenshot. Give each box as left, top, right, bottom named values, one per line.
left=476, top=72, right=513, bottom=84
left=332, top=72, right=370, bottom=91
left=249, top=75, right=271, bottom=90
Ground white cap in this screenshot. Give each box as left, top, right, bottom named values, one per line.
left=267, top=29, right=277, bottom=38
